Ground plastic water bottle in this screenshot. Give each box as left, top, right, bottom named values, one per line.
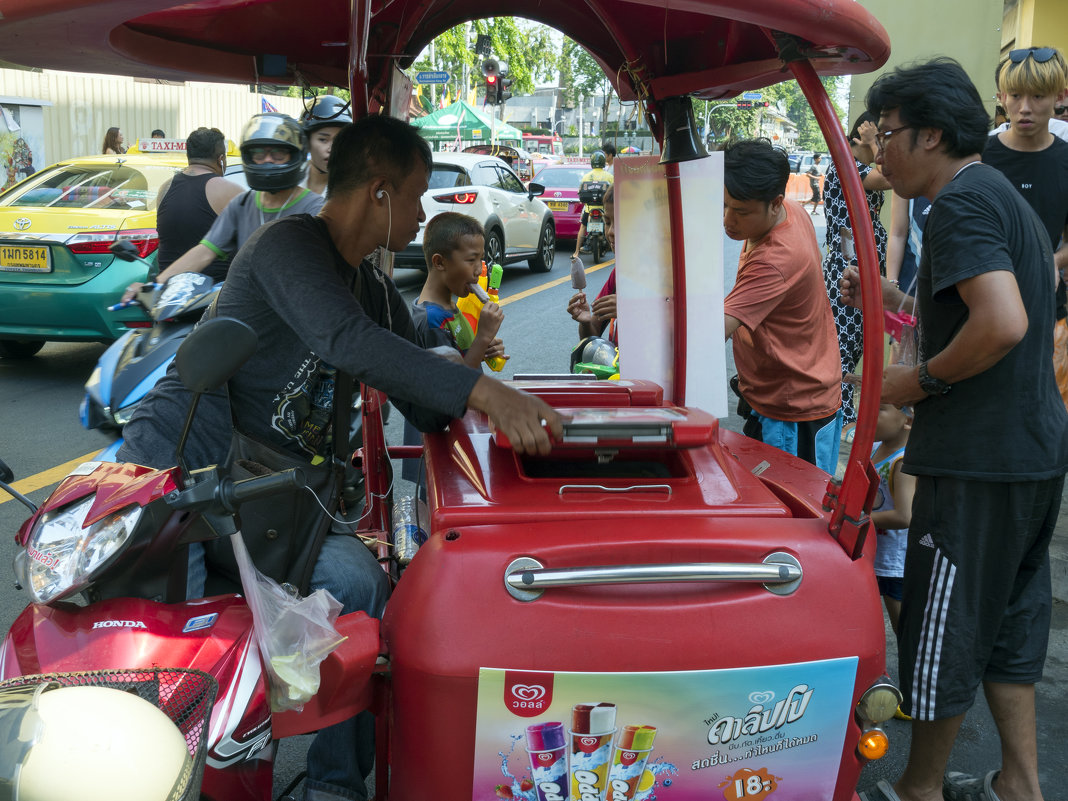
left=392, top=495, right=428, bottom=565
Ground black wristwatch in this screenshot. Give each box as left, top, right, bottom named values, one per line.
left=918, top=361, right=951, bottom=396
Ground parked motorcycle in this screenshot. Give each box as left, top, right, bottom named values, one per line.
left=0, top=317, right=381, bottom=801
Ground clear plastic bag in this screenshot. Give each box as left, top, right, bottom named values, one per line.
left=230, top=532, right=347, bottom=712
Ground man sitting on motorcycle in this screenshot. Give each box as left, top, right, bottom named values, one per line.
left=571, top=149, right=614, bottom=260
left=118, top=113, right=561, bottom=801
left=152, top=126, right=243, bottom=284
left=122, top=113, right=324, bottom=301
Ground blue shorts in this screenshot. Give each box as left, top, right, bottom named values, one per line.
left=743, top=408, right=844, bottom=475
left=877, top=575, right=903, bottom=601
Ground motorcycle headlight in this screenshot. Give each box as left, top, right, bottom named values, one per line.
left=14, top=497, right=143, bottom=603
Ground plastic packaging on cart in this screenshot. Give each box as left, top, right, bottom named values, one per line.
left=231, top=532, right=347, bottom=712
left=393, top=495, right=429, bottom=565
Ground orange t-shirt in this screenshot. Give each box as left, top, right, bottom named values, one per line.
left=724, top=199, right=842, bottom=422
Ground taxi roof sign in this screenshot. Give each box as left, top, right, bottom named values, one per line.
left=129, top=138, right=241, bottom=156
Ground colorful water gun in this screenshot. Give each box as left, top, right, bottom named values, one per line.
left=456, top=262, right=506, bottom=372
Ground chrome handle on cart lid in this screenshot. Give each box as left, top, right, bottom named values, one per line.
left=504, top=553, right=801, bottom=601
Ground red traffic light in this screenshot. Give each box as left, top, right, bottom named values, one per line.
left=487, top=75, right=497, bottom=84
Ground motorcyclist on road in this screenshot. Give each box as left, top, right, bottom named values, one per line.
left=152, top=126, right=243, bottom=284
left=300, top=93, right=352, bottom=196
left=571, top=149, right=614, bottom=260
left=122, top=113, right=323, bottom=301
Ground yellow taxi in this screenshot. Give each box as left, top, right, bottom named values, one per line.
left=0, top=139, right=240, bottom=358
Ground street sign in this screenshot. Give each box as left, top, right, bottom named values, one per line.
left=416, top=71, right=450, bottom=84
left=742, top=91, right=763, bottom=101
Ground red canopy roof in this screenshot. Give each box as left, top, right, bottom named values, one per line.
left=0, top=0, right=889, bottom=101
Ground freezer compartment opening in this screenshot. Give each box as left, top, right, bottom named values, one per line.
left=517, top=448, right=690, bottom=480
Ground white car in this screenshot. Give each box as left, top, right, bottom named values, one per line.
left=396, top=152, right=556, bottom=272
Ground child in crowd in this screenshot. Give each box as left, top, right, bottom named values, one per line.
left=410, top=211, right=506, bottom=366
left=403, top=212, right=507, bottom=489
left=870, top=403, right=915, bottom=636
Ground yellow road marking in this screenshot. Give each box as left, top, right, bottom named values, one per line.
left=0, top=450, right=102, bottom=507
left=7, top=260, right=598, bottom=506
left=498, top=259, right=614, bottom=306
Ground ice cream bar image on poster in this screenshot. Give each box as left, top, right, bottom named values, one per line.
left=525, top=722, right=569, bottom=801
left=569, top=703, right=616, bottom=801
left=607, top=725, right=657, bottom=801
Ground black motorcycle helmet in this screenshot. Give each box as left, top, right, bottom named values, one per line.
left=590, top=150, right=607, bottom=169
left=300, top=94, right=352, bottom=133
left=239, top=113, right=308, bottom=192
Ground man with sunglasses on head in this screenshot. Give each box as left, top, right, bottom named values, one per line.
left=985, top=46, right=1068, bottom=414
left=123, top=113, right=324, bottom=300
left=856, top=58, right=1068, bottom=801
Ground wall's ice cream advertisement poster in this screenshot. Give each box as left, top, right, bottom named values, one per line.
left=472, top=658, right=857, bottom=801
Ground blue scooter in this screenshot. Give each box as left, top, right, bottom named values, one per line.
left=80, top=240, right=219, bottom=459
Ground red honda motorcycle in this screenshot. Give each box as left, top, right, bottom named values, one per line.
left=0, top=316, right=381, bottom=801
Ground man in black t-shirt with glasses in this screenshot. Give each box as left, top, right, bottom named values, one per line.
left=854, top=59, right=1068, bottom=801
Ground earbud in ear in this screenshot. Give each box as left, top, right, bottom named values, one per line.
left=376, top=189, right=386, bottom=199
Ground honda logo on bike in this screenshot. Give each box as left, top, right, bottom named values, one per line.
left=14, top=217, right=31, bottom=231
left=93, top=620, right=148, bottom=630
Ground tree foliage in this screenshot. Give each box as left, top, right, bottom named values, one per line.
left=695, top=76, right=845, bottom=151
left=411, top=19, right=557, bottom=102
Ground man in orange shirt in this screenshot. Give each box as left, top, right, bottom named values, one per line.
left=723, top=138, right=843, bottom=473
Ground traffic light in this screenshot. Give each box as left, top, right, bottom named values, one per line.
left=482, top=58, right=500, bottom=105
left=499, top=75, right=513, bottom=103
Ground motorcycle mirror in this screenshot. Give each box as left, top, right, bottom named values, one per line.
left=109, top=239, right=141, bottom=261
left=0, top=457, right=13, bottom=484
left=176, top=317, right=258, bottom=394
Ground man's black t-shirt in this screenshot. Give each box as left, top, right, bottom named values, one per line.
left=120, top=215, right=481, bottom=469
left=983, top=134, right=1068, bottom=318
left=983, top=134, right=1068, bottom=248
left=906, top=162, right=1068, bottom=480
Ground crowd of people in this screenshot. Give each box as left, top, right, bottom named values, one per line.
left=103, top=43, right=1068, bottom=801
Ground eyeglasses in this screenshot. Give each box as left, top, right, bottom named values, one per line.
left=1008, top=47, right=1057, bottom=64
left=247, top=146, right=292, bottom=163
left=875, top=125, right=911, bottom=151
left=1056, top=106, right=1068, bottom=115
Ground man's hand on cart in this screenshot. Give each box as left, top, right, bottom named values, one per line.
left=467, top=377, right=562, bottom=455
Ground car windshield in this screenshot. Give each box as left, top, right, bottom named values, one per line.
left=1, top=163, right=178, bottom=211
left=428, top=164, right=472, bottom=191
left=533, top=167, right=587, bottom=188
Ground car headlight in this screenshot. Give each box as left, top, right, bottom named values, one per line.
left=14, top=496, right=142, bottom=603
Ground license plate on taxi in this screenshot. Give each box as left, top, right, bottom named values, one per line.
left=0, top=244, right=51, bottom=273
left=587, top=220, right=604, bottom=233
left=547, top=201, right=569, bottom=211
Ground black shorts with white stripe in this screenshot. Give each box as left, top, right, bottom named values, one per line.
left=897, top=474, right=1062, bottom=720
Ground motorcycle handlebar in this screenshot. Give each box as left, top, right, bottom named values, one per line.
left=222, top=467, right=307, bottom=509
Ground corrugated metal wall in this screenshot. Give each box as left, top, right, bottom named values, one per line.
left=1, top=68, right=309, bottom=163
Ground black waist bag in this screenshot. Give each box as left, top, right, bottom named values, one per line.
left=204, top=428, right=342, bottom=595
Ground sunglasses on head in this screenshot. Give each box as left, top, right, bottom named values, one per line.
left=1008, top=47, right=1057, bottom=63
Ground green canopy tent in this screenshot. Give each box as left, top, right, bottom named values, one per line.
left=412, top=100, right=523, bottom=148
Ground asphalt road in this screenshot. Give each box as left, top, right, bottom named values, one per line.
left=3, top=217, right=1067, bottom=798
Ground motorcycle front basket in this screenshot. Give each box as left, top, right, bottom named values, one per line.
left=0, top=667, right=217, bottom=801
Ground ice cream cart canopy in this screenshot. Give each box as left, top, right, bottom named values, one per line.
left=0, top=0, right=889, bottom=103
